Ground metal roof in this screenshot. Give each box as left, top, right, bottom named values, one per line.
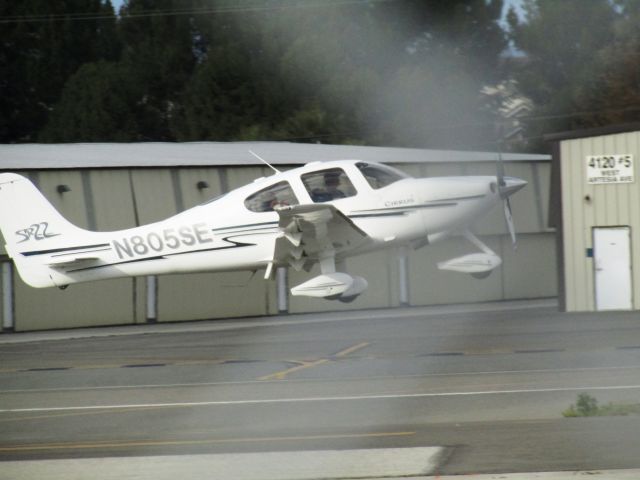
left=0, top=142, right=550, bottom=170
left=545, top=123, right=640, bottom=142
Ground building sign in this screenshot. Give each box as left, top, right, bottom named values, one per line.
left=586, top=154, right=634, bottom=184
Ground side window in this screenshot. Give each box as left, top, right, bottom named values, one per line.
left=301, top=168, right=357, bottom=203
left=356, top=162, right=408, bottom=189
left=244, top=181, right=299, bottom=212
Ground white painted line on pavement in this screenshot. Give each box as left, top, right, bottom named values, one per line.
left=416, top=469, right=640, bottom=480
left=2, top=384, right=640, bottom=413
left=5, top=364, right=640, bottom=395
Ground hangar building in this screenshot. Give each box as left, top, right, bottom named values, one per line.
left=548, top=124, right=640, bottom=312
left=0, top=142, right=553, bottom=332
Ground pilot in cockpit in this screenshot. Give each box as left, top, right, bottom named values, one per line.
left=323, top=172, right=345, bottom=200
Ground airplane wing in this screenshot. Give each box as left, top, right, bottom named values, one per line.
left=272, top=204, right=370, bottom=272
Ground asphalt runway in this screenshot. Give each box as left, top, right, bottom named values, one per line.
left=1, top=299, right=640, bottom=477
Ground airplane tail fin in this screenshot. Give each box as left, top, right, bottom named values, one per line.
left=0, top=173, right=98, bottom=288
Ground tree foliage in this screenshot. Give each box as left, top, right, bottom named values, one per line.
left=507, top=0, right=640, bottom=150
left=40, top=60, right=141, bottom=142
left=4, top=0, right=640, bottom=151
left=0, top=0, right=120, bottom=142
left=575, top=0, right=640, bottom=127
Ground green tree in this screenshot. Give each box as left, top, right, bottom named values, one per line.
left=117, top=0, right=198, bottom=140
left=507, top=0, right=619, bottom=148
left=8, top=0, right=510, bottom=146
left=174, top=0, right=506, bottom=148
left=172, top=1, right=314, bottom=141
left=572, top=0, right=640, bottom=126
left=172, top=44, right=262, bottom=140
left=40, top=61, right=141, bottom=142
left=362, top=0, right=506, bottom=148
left=0, top=0, right=120, bottom=142
left=381, top=0, right=506, bottom=80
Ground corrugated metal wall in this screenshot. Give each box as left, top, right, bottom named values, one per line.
left=1, top=160, right=555, bottom=331
left=560, top=131, right=640, bottom=311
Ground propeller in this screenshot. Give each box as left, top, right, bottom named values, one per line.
left=496, top=133, right=518, bottom=250
left=503, top=195, right=516, bottom=247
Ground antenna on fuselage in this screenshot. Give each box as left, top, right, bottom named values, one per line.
left=249, top=150, right=281, bottom=174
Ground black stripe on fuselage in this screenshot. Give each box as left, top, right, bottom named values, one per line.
left=20, top=243, right=111, bottom=257
left=439, top=194, right=486, bottom=202
left=349, top=194, right=486, bottom=217
left=349, top=212, right=407, bottom=219
left=206, top=195, right=485, bottom=231
left=350, top=202, right=457, bottom=217
left=212, top=221, right=278, bottom=232
left=66, top=239, right=255, bottom=273
left=51, top=247, right=113, bottom=257
left=213, top=226, right=280, bottom=236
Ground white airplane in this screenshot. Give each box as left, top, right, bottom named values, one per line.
left=0, top=155, right=526, bottom=302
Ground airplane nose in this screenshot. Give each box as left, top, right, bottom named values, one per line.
left=500, top=177, right=527, bottom=198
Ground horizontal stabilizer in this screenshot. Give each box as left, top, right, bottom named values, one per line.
left=0, top=173, right=109, bottom=287
left=46, top=255, right=101, bottom=269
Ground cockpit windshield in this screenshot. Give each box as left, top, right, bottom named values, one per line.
left=244, top=181, right=299, bottom=212
left=356, top=162, right=409, bottom=189
left=302, top=168, right=357, bottom=203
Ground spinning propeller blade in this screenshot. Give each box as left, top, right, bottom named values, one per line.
left=497, top=138, right=518, bottom=249
left=504, top=196, right=516, bottom=248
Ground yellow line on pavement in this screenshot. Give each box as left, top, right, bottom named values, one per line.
left=334, top=342, right=370, bottom=358
left=259, top=359, right=330, bottom=381
left=0, top=430, right=414, bottom=453
left=259, top=342, right=370, bottom=381
left=0, top=406, right=172, bottom=424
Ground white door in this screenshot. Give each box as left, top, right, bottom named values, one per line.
left=594, top=227, right=632, bottom=310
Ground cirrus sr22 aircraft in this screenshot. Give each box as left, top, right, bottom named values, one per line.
left=0, top=154, right=526, bottom=302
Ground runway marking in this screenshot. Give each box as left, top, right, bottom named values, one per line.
left=332, top=342, right=370, bottom=358
left=25, top=367, right=71, bottom=372
left=0, top=358, right=233, bottom=374
left=0, top=405, right=176, bottom=424
left=3, top=342, right=640, bottom=374
left=258, top=342, right=370, bottom=381
left=422, top=352, right=464, bottom=357
left=0, top=431, right=415, bottom=453
left=3, top=365, right=640, bottom=395
left=514, top=348, right=565, bottom=354
left=259, top=359, right=330, bottom=381
left=2, top=384, right=640, bottom=414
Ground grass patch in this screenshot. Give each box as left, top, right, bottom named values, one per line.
left=563, top=393, right=640, bottom=417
